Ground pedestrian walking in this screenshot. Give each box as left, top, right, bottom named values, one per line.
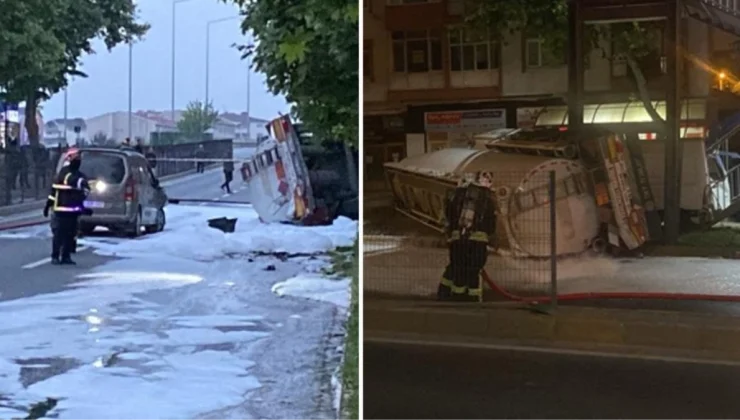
left=437, top=171, right=497, bottom=302
left=221, top=160, right=234, bottom=194
left=195, top=145, right=206, bottom=173
left=42, top=150, right=93, bottom=265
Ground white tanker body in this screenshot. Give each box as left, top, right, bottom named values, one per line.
left=385, top=148, right=601, bottom=257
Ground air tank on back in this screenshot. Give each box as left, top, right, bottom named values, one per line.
left=385, top=141, right=601, bottom=257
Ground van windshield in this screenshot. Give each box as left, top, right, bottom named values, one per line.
left=79, top=152, right=126, bottom=184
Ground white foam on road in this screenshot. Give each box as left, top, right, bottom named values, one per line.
left=0, top=203, right=357, bottom=418
left=272, top=274, right=351, bottom=309
left=82, top=205, right=357, bottom=261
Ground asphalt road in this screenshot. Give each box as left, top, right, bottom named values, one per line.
left=364, top=341, right=740, bottom=419
left=0, top=146, right=256, bottom=302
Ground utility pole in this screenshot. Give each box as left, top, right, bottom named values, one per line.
left=205, top=16, right=240, bottom=109
left=63, top=88, right=68, bottom=145
left=246, top=61, right=251, bottom=143
left=128, top=42, right=134, bottom=142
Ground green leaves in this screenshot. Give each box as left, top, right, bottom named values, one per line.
left=465, top=0, right=664, bottom=123
left=0, top=0, right=149, bottom=146
left=223, top=0, right=358, bottom=147
left=177, top=100, right=220, bottom=141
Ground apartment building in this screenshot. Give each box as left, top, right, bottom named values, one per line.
left=363, top=0, right=740, bottom=190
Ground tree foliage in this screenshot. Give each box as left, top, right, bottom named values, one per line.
left=0, top=0, right=149, bottom=147
left=464, top=0, right=666, bottom=125
left=177, top=100, right=220, bottom=141
left=92, top=131, right=117, bottom=147
left=222, top=0, right=359, bottom=146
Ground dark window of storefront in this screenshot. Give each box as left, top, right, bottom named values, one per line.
left=392, top=30, right=442, bottom=73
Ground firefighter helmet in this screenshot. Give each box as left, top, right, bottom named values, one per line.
left=476, top=171, right=493, bottom=188
left=62, top=148, right=81, bottom=166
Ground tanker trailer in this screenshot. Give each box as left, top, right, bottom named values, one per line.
left=384, top=148, right=601, bottom=258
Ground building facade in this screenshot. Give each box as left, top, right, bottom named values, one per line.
left=363, top=0, right=740, bottom=190
left=85, top=111, right=178, bottom=145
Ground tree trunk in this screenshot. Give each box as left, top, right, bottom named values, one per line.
left=24, top=93, right=40, bottom=147
left=625, top=53, right=666, bottom=128
left=343, top=142, right=358, bottom=195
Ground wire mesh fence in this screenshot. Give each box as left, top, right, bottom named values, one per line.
left=364, top=168, right=562, bottom=302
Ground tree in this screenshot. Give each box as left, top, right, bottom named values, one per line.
left=92, top=131, right=117, bottom=147
left=222, top=0, right=359, bottom=147
left=0, top=0, right=149, bottom=147
left=177, top=100, right=220, bottom=141
left=463, top=0, right=666, bottom=126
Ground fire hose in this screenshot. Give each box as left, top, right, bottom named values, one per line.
left=480, top=270, right=740, bottom=303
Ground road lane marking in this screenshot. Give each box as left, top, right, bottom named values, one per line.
left=22, top=246, right=89, bottom=269
left=366, top=335, right=740, bottom=368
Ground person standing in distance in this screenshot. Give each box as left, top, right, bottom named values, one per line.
left=437, top=171, right=497, bottom=302
left=43, top=150, right=93, bottom=265
left=195, top=145, right=206, bottom=173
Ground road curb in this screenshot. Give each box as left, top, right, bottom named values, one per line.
left=644, top=244, right=740, bottom=259
left=364, top=302, right=740, bottom=358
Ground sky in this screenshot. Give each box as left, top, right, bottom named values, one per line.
left=43, top=0, right=290, bottom=121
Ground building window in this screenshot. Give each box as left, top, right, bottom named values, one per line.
left=364, top=40, right=374, bottom=81
left=387, top=0, right=440, bottom=4
left=392, top=30, right=442, bottom=73
left=449, top=29, right=500, bottom=71
left=525, top=39, right=565, bottom=68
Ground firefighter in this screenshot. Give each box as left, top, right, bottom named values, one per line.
left=42, top=150, right=92, bottom=265
left=438, top=170, right=496, bottom=302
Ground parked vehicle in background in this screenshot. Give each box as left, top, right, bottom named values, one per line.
left=54, top=147, right=168, bottom=237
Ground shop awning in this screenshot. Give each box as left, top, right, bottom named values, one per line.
left=364, top=103, right=407, bottom=116
left=530, top=98, right=706, bottom=127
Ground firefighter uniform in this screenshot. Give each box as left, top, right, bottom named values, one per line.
left=438, top=174, right=496, bottom=302
left=43, top=154, right=91, bottom=265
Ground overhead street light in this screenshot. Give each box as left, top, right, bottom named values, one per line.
left=128, top=41, right=134, bottom=142
left=205, top=16, right=241, bottom=108
left=172, top=0, right=198, bottom=123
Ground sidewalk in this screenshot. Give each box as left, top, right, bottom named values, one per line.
left=365, top=299, right=740, bottom=363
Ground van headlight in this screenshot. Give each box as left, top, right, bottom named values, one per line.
left=95, top=181, right=107, bottom=193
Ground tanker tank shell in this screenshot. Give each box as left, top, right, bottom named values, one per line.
left=385, top=148, right=600, bottom=257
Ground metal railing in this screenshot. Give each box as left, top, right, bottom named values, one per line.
left=0, top=139, right=234, bottom=208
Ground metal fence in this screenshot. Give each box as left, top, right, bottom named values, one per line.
left=364, top=170, right=558, bottom=304
left=0, top=139, right=234, bottom=208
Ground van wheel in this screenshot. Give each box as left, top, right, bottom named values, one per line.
left=79, top=225, right=95, bottom=236
left=128, top=208, right=143, bottom=238
left=146, top=208, right=166, bottom=234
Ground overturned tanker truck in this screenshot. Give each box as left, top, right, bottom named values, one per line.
left=384, top=127, right=661, bottom=258
left=240, top=115, right=358, bottom=225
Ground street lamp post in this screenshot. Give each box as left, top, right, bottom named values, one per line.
left=245, top=29, right=252, bottom=143
left=128, top=42, right=133, bottom=142
left=63, top=88, right=68, bottom=145
left=205, top=16, right=241, bottom=108
left=246, top=63, right=251, bottom=143
left=171, top=0, right=197, bottom=123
